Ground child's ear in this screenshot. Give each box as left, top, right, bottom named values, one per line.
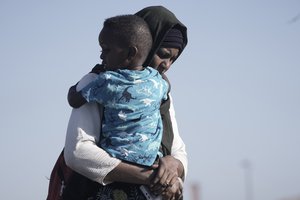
left=127, top=46, right=138, bottom=60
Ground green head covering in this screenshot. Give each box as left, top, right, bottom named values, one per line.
left=135, top=6, right=188, bottom=66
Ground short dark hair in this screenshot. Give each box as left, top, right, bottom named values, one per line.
left=103, top=15, right=153, bottom=61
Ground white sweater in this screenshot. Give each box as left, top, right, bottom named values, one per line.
left=64, top=73, right=188, bottom=185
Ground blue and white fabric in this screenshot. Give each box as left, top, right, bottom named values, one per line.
left=81, top=67, right=168, bottom=166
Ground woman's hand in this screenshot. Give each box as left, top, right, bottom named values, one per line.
left=162, top=177, right=184, bottom=200
left=150, top=156, right=183, bottom=195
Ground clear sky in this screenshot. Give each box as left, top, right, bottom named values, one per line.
left=1, top=1, right=299, bottom=200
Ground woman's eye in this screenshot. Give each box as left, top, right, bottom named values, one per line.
left=157, top=51, right=171, bottom=59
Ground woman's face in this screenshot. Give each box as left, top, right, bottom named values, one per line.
left=149, top=47, right=180, bottom=74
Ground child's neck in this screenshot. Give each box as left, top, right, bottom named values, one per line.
left=127, top=65, right=144, bottom=71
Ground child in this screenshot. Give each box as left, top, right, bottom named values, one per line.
left=72, top=14, right=169, bottom=167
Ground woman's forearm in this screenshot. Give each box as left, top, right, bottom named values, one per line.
left=104, top=162, right=156, bottom=185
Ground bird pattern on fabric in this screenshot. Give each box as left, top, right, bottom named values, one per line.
left=81, top=67, right=168, bottom=166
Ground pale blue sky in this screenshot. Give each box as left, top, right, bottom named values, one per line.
left=1, top=1, right=299, bottom=200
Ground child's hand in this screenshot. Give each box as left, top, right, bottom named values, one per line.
left=90, top=64, right=106, bottom=74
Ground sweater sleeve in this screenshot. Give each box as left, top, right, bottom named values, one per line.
left=169, top=94, right=188, bottom=180
left=64, top=73, right=121, bottom=185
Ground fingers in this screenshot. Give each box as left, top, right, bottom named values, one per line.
left=161, top=179, right=183, bottom=200
left=152, top=156, right=178, bottom=184
left=152, top=164, right=178, bottom=186
left=152, top=165, right=165, bottom=185
left=150, top=182, right=167, bottom=195
left=167, top=176, right=178, bottom=188
left=151, top=162, right=159, bottom=169
left=150, top=176, right=173, bottom=196
left=150, top=156, right=182, bottom=197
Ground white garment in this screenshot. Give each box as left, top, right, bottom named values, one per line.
left=64, top=73, right=188, bottom=185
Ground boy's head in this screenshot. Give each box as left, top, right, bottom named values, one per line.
left=99, top=14, right=153, bottom=71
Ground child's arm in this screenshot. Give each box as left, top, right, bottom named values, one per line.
left=90, top=63, right=106, bottom=74
left=68, top=64, right=106, bottom=108
left=68, top=84, right=87, bottom=108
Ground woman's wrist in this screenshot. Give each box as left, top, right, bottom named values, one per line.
left=105, top=161, right=156, bottom=185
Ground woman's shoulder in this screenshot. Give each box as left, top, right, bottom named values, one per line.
left=76, top=73, right=98, bottom=91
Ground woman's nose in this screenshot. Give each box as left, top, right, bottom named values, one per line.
left=163, top=60, right=172, bottom=71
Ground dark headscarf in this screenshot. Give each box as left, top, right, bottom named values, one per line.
left=161, top=28, right=184, bottom=51
left=135, top=6, right=188, bottom=66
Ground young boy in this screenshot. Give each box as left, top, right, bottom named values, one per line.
left=72, top=14, right=169, bottom=167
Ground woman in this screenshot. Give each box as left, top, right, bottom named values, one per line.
left=64, top=6, right=188, bottom=200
